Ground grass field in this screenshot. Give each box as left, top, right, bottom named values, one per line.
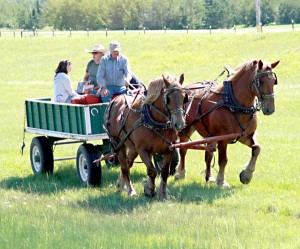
left=0, top=30, right=300, bottom=248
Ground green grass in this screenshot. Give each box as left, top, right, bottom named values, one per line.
left=0, top=31, right=300, bottom=249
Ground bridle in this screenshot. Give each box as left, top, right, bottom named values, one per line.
left=163, top=87, right=187, bottom=119
left=251, top=70, right=278, bottom=105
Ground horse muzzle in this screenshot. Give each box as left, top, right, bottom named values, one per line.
left=262, top=100, right=275, bottom=115
left=170, top=109, right=186, bottom=132
left=262, top=106, right=275, bottom=115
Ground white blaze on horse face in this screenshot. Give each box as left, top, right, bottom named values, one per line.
left=171, top=112, right=185, bottom=132
left=169, top=92, right=186, bottom=132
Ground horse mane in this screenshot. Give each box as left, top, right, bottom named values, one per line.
left=143, top=75, right=181, bottom=105
left=227, top=60, right=257, bottom=81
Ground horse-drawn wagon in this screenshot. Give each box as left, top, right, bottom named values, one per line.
left=24, top=97, right=113, bottom=186
left=23, top=93, right=179, bottom=188
left=23, top=59, right=279, bottom=200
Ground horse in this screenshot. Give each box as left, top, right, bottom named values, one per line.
left=104, top=74, right=187, bottom=200
left=175, top=59, right=279, bottom=187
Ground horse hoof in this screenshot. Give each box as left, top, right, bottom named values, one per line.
left=239, top=170, right=253, bottom=184
left=158, top=194, right=169, bottom=202
left=116, top=179, right=125, bottom=192
left=128, top=189, right=138, bottom=197
left=217, top=180, right=230, bottom=188
left=158, top=191, right=169, bottom=202
left=174, top=172, right=185, bottom=181
left=206, top=176, right=216, bottom=183
left=144, top=185, right=156, bottom=198
left=144, top=189, right=156, bottom=198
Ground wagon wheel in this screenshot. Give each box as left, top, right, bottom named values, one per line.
left=30, top=136, right=54, bottom=174
left=153, top=149, right=179, bottom=176
left=76, top=144, right=102, bottom=187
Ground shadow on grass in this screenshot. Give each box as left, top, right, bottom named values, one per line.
left=74, top=178, right=241, bottom=214
left=167, top=180, right=240, bottom=204
left=1, top=163, right=82, bottom=194
left=1, top=162, right=240, bottom=214
left=0, top=162, right=145, bottom=196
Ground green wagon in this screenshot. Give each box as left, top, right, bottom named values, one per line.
left=24, top=97, right=114, bottom=186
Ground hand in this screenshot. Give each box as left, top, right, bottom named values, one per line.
left=84, top=88, right=92, bottom=94
left=100, top=86, right=109, bottom=97
left=125, top=79, right=130, bottom=87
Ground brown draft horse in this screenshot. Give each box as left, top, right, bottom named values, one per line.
left=105, top=74, right=186, bottom=200
left=176, top=59, right=279, bottom=187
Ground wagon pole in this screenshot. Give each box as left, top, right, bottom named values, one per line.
left=170, top=132, right=244, bottom=150
left=94, top=153, right=116, bottom=164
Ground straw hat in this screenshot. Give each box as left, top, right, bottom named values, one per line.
left=85, top=44, right=108, bottom=54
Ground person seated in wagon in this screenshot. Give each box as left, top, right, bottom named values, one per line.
left=83, top=44, right=108, bottom=93
left=96, top=40, right=132, bottom=102
left=53, top=59, right=79, bottom=103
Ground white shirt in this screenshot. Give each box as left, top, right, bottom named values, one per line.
left=53, top=72, right=78, bottom=103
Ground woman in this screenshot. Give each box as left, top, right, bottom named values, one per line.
left=53, top=60, right=79, bottom=103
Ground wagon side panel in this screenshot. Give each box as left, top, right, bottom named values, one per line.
left=89, top=104, right=108, bottom=135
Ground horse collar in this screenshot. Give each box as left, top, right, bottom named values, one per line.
left=141, top=104, right=171, bottom=130
left=223, top=81, right=258, bottom=114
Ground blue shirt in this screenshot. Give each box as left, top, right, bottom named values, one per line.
left=97, top=53, right=132, bottom=87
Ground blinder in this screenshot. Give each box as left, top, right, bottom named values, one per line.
left=273, top=72, right=278, bottom=85
left=183, top=93, right=189, bottom=104
left=163, top=87, right=187, bottom=116
left=256, top=71, right=278, bottom=87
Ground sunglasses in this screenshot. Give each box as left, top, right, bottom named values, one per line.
left=92, top=52, right=102, bottom=55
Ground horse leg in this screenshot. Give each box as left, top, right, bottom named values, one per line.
left=205, top=143, right=216, bottom=183
left=175, top=127, right=194, bottom=180
left=116, top=148, right=138, bottom=197
left=216, top=142, right=230, bottom=187
left=158, top=153, right=173, bottom=201
left=174, top=147, right=187, bottom=180
left=239, top=132, right=261, bottom=184
left=139, top=150, right=157, bottom=198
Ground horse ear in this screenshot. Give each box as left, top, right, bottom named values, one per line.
left=271, top=60, right=280, bottom=69
left=162, top=74, right=171, bottom=87
left=258, top=60, right=263, bottom=70
left=179, top=74, right=184, bottom=85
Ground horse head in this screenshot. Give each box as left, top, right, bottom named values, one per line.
left=252, top=60, right=280, bottom=115
left=144, top=74, right=186, bottom=132
left=161, top=74, right=187, bottom=132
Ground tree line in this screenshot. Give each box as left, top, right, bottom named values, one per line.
left=1, top=0, right=299, bottom=31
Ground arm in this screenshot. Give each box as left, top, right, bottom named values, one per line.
left=83, top=71, right=89, bottom=82
left=97, top=58, right=106, bottom=88
left=123, top=57, right=132, bottom=86
left=63, top=74, right=78, bottom=96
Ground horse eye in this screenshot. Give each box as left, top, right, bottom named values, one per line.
left=166, top=96, right=170, bottom=105
left=259, top=79, right=264, bottom=85
left=183, top=94, right=188, bottom=103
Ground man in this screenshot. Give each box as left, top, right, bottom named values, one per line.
left=96, top=41, right=132, bottom=102
left=83, top=44, right=108, bottom=92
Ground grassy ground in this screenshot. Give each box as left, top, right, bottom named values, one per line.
left=0, top=31, right=300, bottom=248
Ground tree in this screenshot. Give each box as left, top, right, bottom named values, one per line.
left=278, top=1, right=300, bottom=24
left=203, top=0, right=233, bottom=29
left=1, top=0, right=299, bottom=30
left=261, top=0, right=277, bottom=25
